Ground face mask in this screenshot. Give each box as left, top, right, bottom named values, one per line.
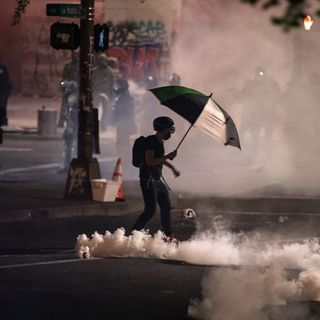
left=168, top=126, right=175, bottom=134
left=162, top=126, right=175, bottom=140
left=163, top=132, right=171, bottom=140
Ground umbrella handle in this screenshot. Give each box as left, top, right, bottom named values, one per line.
left=175, top=123, right=193, bottom=152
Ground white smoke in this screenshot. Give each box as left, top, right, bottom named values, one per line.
left=164, top=0, right=320, bottom=198
left=188, top=266, right=320, bottom=320
left=76, top=225, right=320, bottom=319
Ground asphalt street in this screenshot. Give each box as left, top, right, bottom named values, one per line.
left=0, top=215, right=201, bottom=320
left=2, top=214, right=320, bottom=320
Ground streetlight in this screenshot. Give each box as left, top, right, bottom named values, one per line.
left=304, top=15, right=314, bottom=31
left=292, top=15, right=314, bottom=81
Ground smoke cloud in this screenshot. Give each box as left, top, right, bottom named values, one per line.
left=162, top=0, right=320, bottom=198
left=76, top=224, right=320, bottom=319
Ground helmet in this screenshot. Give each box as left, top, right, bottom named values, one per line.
left=114, top=78, right=129, bottom=94
left=168, top=73, right=181, bottom=86
left=65, top=80, right=78, bottom=92
left=153, top=116, right=175, bottom=132
left=71, top=51, right=79, bottom=63
left=107, top=57, right=119, bottom=70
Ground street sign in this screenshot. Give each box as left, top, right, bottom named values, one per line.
left=46, top=3, right=85, bottom=18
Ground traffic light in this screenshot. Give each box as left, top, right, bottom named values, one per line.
left=50, top=22, right=80, bottom=50
left=94, top=24, right=109, bottom=52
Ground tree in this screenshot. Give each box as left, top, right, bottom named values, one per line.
left=242, top=0, right=320, bottom=31
left=11, top=0, right=319, bottom=31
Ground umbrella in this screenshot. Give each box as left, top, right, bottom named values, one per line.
left=149, top=85, right=241, bottom=150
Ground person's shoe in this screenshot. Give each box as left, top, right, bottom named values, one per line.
left=164, top=234, right=180, bottom=245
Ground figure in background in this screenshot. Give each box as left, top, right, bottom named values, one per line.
left=237, top=67, right=281, bottom=164
left=112, top=78, right=136, bottom=172
left=280, top=73, right=318, bottom=164
left=58, top=52, right=79, bottom=127
left=59, top=81, right=79, bottom=173
left=137, top=75, right=159, bottom=135
left=0, top=59, right=12, bottom=144
left=168, top=72, right=181, bottom=86
left=93, top=54, right=118, bottom=131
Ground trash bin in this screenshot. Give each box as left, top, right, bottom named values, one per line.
left=91, top=179, right=121, bottom=202
left=37, top=106, right=57, bottom=136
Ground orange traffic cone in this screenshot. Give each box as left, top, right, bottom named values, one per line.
left=112, top=158, right=125, bottom=201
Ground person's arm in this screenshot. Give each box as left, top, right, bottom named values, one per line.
left=164, top=160, right=180, bottom=177
left=145, top=149, right=177, bottom=167
left=145, top=150, right=180, bottom=177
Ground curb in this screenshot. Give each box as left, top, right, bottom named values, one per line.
left=0, top=198, right=143, bottom=224
left=174, top=196, right=320, bottom=214
left=3, top=192, right=320, bottom=224
left=3, top=131, right=116, bottom=142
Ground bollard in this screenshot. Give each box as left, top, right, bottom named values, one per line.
left=37, top=105, right=57, bottom=136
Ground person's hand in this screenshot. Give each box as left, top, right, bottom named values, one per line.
left=172, top=168, right=180, bottom=178
left=166, top=150, right=177, bottom=161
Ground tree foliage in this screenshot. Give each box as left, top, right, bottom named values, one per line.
left=12, top=0, right=30, bottom=25
left=242, top=0, right=320, bottom=31
left=10, top=0, right=318, bottom=30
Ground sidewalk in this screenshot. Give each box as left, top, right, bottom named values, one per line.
left=3, top=95, right=117, bottom=141
left=3, top=163, right=320, bottom=224
left=0, top=173, right=144, bottom=223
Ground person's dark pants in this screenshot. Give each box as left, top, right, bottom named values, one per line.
left=131, top=178, right=173, bottom=237
left=0, top=94, right=9, bottom=126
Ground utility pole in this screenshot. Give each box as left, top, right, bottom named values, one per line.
left=65, top=0, right=101, bottom=199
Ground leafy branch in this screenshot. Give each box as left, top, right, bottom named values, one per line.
left=242, top=0, right=316, bottom=31
left=12, top=0, right=30, bottom=26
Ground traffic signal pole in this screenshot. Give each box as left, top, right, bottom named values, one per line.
left=65, top=0, right=101, bottom=199
left=78, top=0, right=95, bottom=160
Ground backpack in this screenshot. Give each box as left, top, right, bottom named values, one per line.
left=132, top=136, right=147, bottom=168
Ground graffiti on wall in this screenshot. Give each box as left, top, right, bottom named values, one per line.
left=20, top=19, right=170, bottom=96
left=106, top=20, right=170, bottom=83
left=107, top=20, right=167, bottom=46
left=21, top=22, right=70, bottom=96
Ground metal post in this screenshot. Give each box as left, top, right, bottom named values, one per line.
left=78, top=0, right=94, bottom=160
left=65, top=0, right=101, bottom=199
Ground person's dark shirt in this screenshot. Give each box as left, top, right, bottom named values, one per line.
left=0, top=64, right=10, bottom=90
left=139, top=135, right=164, bottom=180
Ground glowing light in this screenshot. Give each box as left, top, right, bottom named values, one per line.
left=304, top=15, right=314, bottom=31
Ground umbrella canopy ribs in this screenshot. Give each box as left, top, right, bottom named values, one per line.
left=149, top=85, right=241, bottom=150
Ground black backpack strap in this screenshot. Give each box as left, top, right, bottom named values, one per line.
left=161, top=174, right=171, bottom=192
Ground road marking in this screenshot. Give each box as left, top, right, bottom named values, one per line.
left=0, top=257, right=102, bottom=269
left=0, top=158, right=117, bottom=175
left=0, top=163, right=61, bottom=175
left=0, top=147, right=33, bottom=152
left=0, top=157, right=117, bottom=175
left=97, top=156, right=117, bottom=163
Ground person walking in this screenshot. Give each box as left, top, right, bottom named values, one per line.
left=58, top=52, right=79, bottom=127
left=0, top=59, right=12, bottom=127
left=131, top=116, right=180, bottom=242
left=0, top=59, right=12, bottom=144
left=59, top=81, right=78, bottom=173
left=112, top=78, right=136, bottom=172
